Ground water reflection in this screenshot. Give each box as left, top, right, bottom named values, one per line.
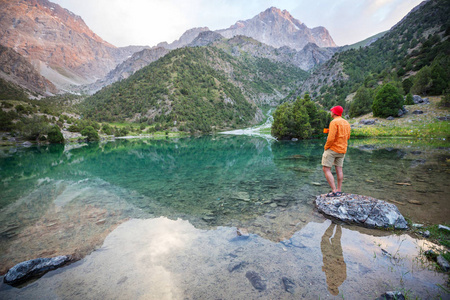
left=321, top=223, right=346, bottom=296
left=0, top=136, right=449, bottom=280
left=0, top=218, right=446, bottom=299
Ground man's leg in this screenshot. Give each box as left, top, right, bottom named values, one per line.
left=335, top=166, right=343, bottom=192
left=323, top=166, right=337, bottom=193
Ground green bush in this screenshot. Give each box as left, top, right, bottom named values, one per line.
left=372, top=83, right=404, bottom=118
left=81, top=126, right=99, bottom=141
left=102, top=124, right=114, bottom=135
left=439, top=92, right=450, bottom=108
left=404, top=93, right=414, bottom=105
left=17, top=115, right=49, bottom=140
left=271, top=94, right=330, bottom=139
left=48, top=125, right=64, bottom=143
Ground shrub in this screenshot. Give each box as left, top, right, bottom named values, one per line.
left=48, top=125, right=64, bottom=143
left=81, top=126, right=99, bottom=141
left=439, top=92, right=450, bottom=108
left=102, top=124, right=114, bottom=135
left=271, top=94, right=329, bottom=139
left=404, top=93, right=414, bottom=105
left=372, top=83, right=404, bottom=118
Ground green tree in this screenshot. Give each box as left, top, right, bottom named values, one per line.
left=411, top=66, right=432, bottom=95
left=271, top=94, right=330, bottom=139
left=438, top=90, right=450, bottom=108
left=47, top=125, right=65, bottom=143
left=81, top=126, right=99, bottom=141
left=349, top=86, right=374, bottom=117
left=372, top=83, right=404, bottom=118
left=429, top=63, right=448, bottom=95
left=402, top=78, right=413, bottom=94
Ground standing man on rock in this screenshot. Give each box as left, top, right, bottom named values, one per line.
left=322, top=106, right=351, bottom=197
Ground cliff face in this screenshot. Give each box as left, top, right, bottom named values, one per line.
left=0, top=44, right=57, bottom=95
left=216, top=7, right=336, bottom=50
left=0, top=0, right=146, bottom=89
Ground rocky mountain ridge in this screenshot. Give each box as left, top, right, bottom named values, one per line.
left=216, top=7, right=336, bottom=50
left=0, top=0, right=148, bottom=91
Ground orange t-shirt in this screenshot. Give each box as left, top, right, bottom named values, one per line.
left=324, top=117, right=351, bottom=154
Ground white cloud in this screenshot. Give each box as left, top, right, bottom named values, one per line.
left=52, top=0, right=424, bottom=47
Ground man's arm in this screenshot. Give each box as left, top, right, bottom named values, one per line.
left=324, top=121, right=337, bottom=150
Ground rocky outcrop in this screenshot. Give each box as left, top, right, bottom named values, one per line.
left=189, top=31, right=224, bottom=47
left=0, top=0, right=147, bottom=89
left=4, top=255, right=71, bottom=286
left=217, top=7, right=336, bottom=50
left=412, top=95, right=430, bottom=104
left=315, top=194, right=408, bottom=229
left=0, top=44, right=56, bottom=95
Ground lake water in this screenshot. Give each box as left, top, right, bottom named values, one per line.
left=0, top=136, right=449, bottom=299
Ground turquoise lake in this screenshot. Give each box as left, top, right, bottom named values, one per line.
left=0, top=136, right=449, bottom=299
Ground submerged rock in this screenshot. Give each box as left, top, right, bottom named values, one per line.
left=282, top=276, right=296, bottom=294
left=245, top=271, right=266, bottom=291
left=315, top=194, right=408, bottom=229
left=377, top=291, right=405, bottom=300
left=4, top=255, right=71, bottom=285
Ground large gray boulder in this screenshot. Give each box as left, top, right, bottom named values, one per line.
left=4, top=255, right=71, bottom=285
left=315, top=194, right=408, bottom=229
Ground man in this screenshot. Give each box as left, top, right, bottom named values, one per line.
left=322, top=105, right=351, bottom=197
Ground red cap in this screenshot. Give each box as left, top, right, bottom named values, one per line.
left=330, top=106, right=343, bottom=116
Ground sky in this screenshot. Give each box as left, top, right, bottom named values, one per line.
left=52, top=0, right=424, bottom=48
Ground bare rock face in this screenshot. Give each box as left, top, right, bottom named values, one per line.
left=189, top=31, right=224, bottom=47
left=0, top=0, right=147, bottom=89
left=315, top=194, right=408, bottom=229
left=216, top=7, right=336, bottom=50
left=157, top=27, right=210, bottom=50
left=0, top=44, right=57, bottom=95
left=4, top=255, right=71, bottom=286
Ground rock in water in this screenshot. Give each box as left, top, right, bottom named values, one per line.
left=314, top=194, right=408, bottom=229
left=245, top=271, right=266, bottom=291
left=282, top=276, right=296, bottom=294
left=4, top=255, right=71, bottom=285
left=377, top=291, right=405, bottom=300
left=437, top=255, right=450, bottom=272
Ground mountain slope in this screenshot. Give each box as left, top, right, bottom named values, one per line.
left=216, top=7, right=336, bottom=50
left=82, top=46, right=309, bottom=132
left=83, top=47, right=170, bottom=94
left=290, top=0, right=450, bottom=108
left=84, top=34, right=318, bottom=96
left=0, top=0, right=147, bottom=89
left=0, top=44, right=57, bottom=96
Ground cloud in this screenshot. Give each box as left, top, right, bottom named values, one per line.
left=52, top=0, right=424, bottom=47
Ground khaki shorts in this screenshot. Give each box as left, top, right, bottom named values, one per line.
left=322, top=149, right=346, bottom=167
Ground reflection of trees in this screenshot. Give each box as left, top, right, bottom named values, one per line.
left=0, top=143, right=65, bottom=208
left=321, top=223, right=346, bottom=296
